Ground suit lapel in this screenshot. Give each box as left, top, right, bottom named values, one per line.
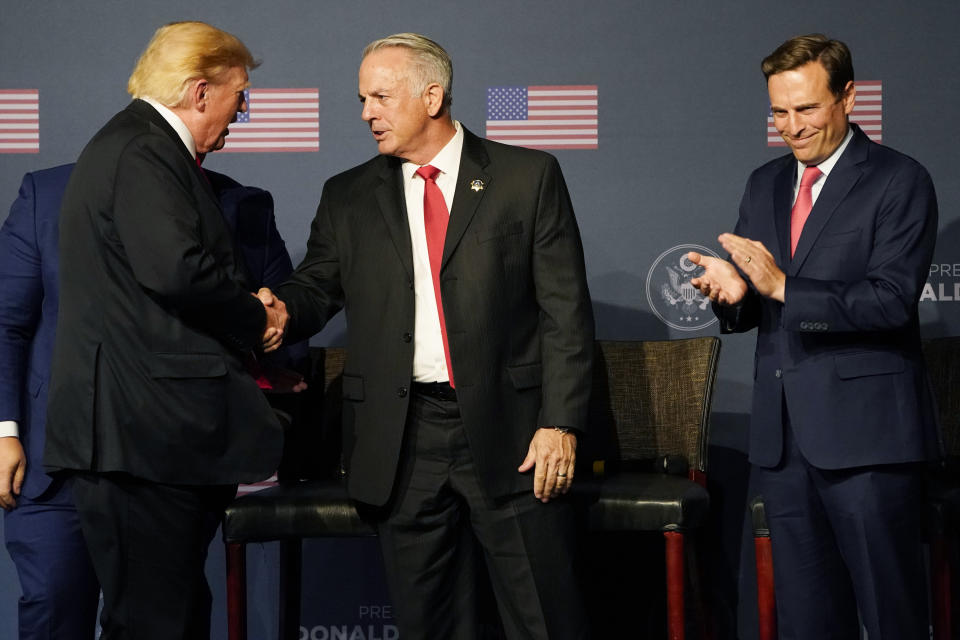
left=374, top=157, right=415, bottom=280
left=442, top=128, right=491, bottom=270
left=789, top=128, right=868, bottom=274
left=772, top=160, right=794, bottom=267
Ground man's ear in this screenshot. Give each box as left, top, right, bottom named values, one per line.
left=423, top=82, right=444, bottom=117
left=189, top=79, right=209, bottom=112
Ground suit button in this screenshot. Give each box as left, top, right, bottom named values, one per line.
left=775, top=369, right=782, bottom=379
left=402, top=332, right=412, bottom=343
left=407, top=280, right=414, bottom=290
left=800, top=321, right=809, bottom=330
left=397, top=386, right=408, bottom=398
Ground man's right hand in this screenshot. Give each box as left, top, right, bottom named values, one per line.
left=688, top=251, right=749, bottom=306
left=0, top=436, right=26, bottom=510
left=257, top=287, right=289, bottom=353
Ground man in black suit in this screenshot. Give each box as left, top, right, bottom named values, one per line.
left=43, top=22, right=286, bottom=640
left=0, top=161, right=302, bottom=640
left=266, top=33, right=593, bottom=639
left=690, top=34, right=939, bottom=638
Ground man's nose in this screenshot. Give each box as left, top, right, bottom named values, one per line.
left=785, top=111, right=804, bottom=136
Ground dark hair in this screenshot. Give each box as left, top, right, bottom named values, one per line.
left=761, top=34, right=854, bottom=97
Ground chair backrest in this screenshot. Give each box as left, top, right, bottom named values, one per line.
left=585, top=337, right=721, bottom=480
left=304, top=340, right=722, bottom=481
left=921, top=336, right=960, bottom=460
left=287, top=346, right=347, bottom=480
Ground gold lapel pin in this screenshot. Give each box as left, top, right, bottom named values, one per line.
left=470, top=179, right=484, bottom=192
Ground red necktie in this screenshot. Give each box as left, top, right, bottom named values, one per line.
left=790, top=165, right=822, bottom=257
left=415, top=165, right=454, bottom=387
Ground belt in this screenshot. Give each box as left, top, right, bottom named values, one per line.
left=412, top=381, right=458, bottom=402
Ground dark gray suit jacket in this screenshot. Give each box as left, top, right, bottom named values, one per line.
left=45, top=100, right=282, bottom=485
left=278, top=126, right=594, bottom=505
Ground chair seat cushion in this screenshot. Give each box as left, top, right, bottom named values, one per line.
left=572, top=472, right=710, bottom=532
left=223, top=480, right=376, bottom=543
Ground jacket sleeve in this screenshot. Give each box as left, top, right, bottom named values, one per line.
left=275, top=181, right=345, bottom=343
left=531, top=156, right=595, bottom=432
left=112, top=135, right=266, bottom=348
left=0, top=173, right=43, bottom=423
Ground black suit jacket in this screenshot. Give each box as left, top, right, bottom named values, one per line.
left=44, top=100, right=282, bottom=485
left=278, top=127, right=594, bottom=505
left=718, top=125, right=940, bottom=469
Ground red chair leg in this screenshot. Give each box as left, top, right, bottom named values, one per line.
left=753, top=536, right=776, bottom=640
left=226, top=542, right=248, bottom=640
left=665, top=530, right=685, bottom=640
left=931, top=532, right=952, bottom=640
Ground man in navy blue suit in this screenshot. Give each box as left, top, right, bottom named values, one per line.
left=0, top=162, right=301, bottom=639
left=690, top=35, right=939, bottom=638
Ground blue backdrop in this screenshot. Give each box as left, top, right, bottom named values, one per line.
left=2, top=2, right=959, bottom=637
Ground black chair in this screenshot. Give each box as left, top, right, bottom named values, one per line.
left=574, top=337, right=720, bottom=640
left=222, top=347, right=374, bottom=640
left=223, top=338, right=721, bottom=640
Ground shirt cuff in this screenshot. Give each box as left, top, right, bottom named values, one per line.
left=0, top=421, right=19, bottom=439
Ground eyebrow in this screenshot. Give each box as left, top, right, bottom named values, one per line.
left=770, top=101, right=820, bottom=112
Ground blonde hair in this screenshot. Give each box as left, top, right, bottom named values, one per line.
left=363, top=33, right=453, bottom=109
left=127, top=21, right=259, bottom=107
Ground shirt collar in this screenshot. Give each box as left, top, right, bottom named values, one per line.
left=401, top=120, right=464, bottom=182
left=796, top=125, right=853, bottom=184
left=141, top=96, right=197, bottom=159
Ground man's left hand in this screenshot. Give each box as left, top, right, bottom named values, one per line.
left=718, top=233, right=786, bottom=302
left=518, top=427, right=577, bottom=503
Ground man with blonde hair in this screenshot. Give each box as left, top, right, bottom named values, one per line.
left=43, top=21, right=286, bottom=639
left=267, top=32, right=593, bottom=638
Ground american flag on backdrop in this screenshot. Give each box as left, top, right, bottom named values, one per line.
left=220, top=88, right=319, bottom=152
left=236, top=473, right=279, bottom=496
left=767, top=80, right=882, bottom=146
left=486, top=85, right=598, bottom=149
left=0, top=89, right=39, bottom=154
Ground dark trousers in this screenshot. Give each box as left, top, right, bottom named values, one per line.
left=757, top=410, right=928, bottom=639
left=372, top=392, right=588, bottom=640
left=71, top=472, right=234, bottom=640
left=3, top=477, right=100, bottom=640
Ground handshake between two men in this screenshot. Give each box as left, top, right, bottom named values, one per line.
left=256, top=287, right=288, bottom=353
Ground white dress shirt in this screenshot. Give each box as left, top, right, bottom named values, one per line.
left=793, top=125, right=854, bottom=207
left=142, top=96, right=197, bottom=159
left=401, top=121, right=464, bottom=383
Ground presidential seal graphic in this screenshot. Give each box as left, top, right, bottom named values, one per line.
left=646, top=244, right=720, bottom=331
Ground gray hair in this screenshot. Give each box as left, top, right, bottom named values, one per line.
left=363, top=33, right=453, bottom=109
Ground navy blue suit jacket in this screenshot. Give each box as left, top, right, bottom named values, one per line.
left=0, top=164, right=71, bottom=498
left=1, top=162, right=298, bottom=496
left=719, top=125, right=941, bottom=469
